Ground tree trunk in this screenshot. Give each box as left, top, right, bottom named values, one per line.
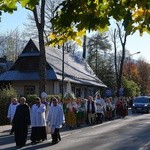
left=39, top=31, right=46, bottom=95
left=33, top=0, right=46, bottom=96
left=82, top=35, right=86, bottom=59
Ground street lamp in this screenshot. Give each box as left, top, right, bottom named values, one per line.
left=128, top=51, right=141, bottom=79
left=130, top=51, right=141, bottom=57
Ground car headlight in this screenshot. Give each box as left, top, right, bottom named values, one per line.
left=133, top=104, right=135, bottom=107
left=144, top=104, right=148, bottom=107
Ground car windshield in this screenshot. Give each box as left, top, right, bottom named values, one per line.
left=134, top=97, right=149, bottom=103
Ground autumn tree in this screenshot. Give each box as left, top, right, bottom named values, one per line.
left=137, top=59, right=150, bottom=95
left=123, top=57, right=139, bottom=82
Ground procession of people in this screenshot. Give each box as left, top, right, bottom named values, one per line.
left=7, top=91, right=129, bottom=149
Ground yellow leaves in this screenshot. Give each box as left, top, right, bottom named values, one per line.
left=75, top=38, right=82, bottom=46
left=97, top=25, right=109, bottom=32
left=132, top=7, right=150, bottom=21
left=76, top=29, right=86, bottom=37
left=48, top=29, right=86, bottom=47
left=49, top=34, right=56, bottom=40
left=133, top=7, right=145, bottom=20
left=20, top=0, right=30, bottom=7
left=131, top=5, right=150, bottom=35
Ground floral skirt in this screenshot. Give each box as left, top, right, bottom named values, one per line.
left=65, top=111, right=76, bottom=127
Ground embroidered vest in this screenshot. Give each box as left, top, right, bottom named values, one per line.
left=87, top=101, right=95, bottom=114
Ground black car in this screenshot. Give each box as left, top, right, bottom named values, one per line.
left=132, top=96, right=150, bottom=113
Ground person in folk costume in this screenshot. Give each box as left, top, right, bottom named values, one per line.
left=95, top=94, right=106, bottom=124
left=30, top=97, right=47, bottom=143
left=76, top=97, right=85, bottom=126
left=47, top=97, right=63, bottom=145
left=82, top=98, right=88, bottom=123
left=12, top=97, right=31, bottom=148
left=105, top=97, right=113, bottom=121
left=7, top=97, right=19, bottom=135
left=66, top=94, right=78, bottom=128
left=116, top=97, right=126, bottom=118
left=122, top=98, right=128, bottom=117
left=85, top=96, right=96, bottom=125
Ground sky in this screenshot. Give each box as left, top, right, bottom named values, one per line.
left=0, top=6, right=150, bottom=62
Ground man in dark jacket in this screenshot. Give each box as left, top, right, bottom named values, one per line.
left=12, top=97, right=31, bottom=148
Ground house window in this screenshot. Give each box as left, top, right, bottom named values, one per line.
left=24, top=85, right=35, bottom=95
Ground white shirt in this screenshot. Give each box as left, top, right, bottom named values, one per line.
left=95, top=98, right=106, bottom=114
left=31, top=104, right=46, bottom=127
left=7, top=103, right=19, bottom=122
left=47, top=105, right=63, bottom=129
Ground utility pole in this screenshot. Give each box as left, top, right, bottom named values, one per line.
left=61, top=43, right=65, bottom=99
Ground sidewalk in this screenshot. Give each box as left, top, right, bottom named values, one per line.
left=0, top=125, right=11, bottom=133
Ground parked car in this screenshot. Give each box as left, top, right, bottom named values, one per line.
left=132, top=96, right=150, bottom=113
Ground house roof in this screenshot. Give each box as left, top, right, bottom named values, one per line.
left=0, top=39, right=107, bottom=87
left=45, top=46, right=106, bottom=87
left=0, top=70, right=56, bottom=81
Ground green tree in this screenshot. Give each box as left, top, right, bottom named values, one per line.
left=122, top=77, right=140, bottom=97
left=49, top=0, right=150, bottom=44
left=87, top=32, right=115, bottom=89
left=0, top=0, right=39, bottom=13
left=87, top=32, right=111, bottom=74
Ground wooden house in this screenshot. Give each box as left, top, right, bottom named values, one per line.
left=0, top=39, right=107, bottom=98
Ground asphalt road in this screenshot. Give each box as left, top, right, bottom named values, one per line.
left=0, top=110, right=150, bottom=150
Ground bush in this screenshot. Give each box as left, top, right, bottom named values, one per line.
left=26, top=94, right=38, bottom=107
left=46, top=94, right=62, bottom=103
left=0, top=85, right=18, bottom=125
left=26, top=94, right=61, bottom=107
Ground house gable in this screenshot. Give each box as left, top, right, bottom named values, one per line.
left=20, top=38, right=39, bottom=56
left=10, top=39, right=53, bottom=72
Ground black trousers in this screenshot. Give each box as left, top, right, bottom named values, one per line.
left=96, top=113, right=103, bottom=123
left=51, top=128, right=61, bottom=144
left=31, top=127, right=47, bottom=142
left=14, top=125, right=28, bottom=147
left=10, top=124, right=15, bottom=133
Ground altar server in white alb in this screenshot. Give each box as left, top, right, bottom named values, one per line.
left=47, top=97, right=63, bottom=145
left=30, top=97, right=47, bottom=143
left=7, top=97, right=19, bottom=134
